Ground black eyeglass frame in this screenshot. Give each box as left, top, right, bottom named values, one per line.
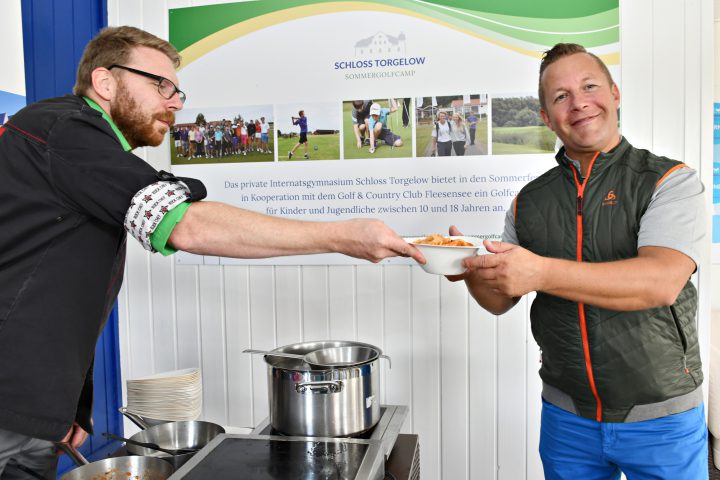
left=107, top=64, right=186, bottom=104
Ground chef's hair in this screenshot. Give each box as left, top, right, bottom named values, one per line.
left=74, top=26, right=181, bottom=96
left=538, top=43, right=614, bottom=111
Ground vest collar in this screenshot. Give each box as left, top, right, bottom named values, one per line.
left=555, top=137, right=630, bottom=179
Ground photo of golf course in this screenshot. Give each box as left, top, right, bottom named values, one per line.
left=491, top=95, right=555, bottom=155
left=170, top=104, right=274, bottom=165
left=415, top=95, right=488, bottom=158
left=276, top=102, right=340, bottom=161
left=343, top=99, right=412, bottom=160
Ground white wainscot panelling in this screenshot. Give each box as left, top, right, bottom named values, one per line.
left=114, top=0, right=711, bottom=477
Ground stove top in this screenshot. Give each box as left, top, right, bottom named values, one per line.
left=168, top=405, right=408, bottom=480
left=251, top=405, right=407, bottom=459
left=171, top=436, right=381, bottom=480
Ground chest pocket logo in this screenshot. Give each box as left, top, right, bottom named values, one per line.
left=602, top=190, right=618, bottom=206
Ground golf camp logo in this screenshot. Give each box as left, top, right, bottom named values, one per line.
left=334, top=32, right=425, bottom=81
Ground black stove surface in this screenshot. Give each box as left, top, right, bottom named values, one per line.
left=180, top=437, right=369, bottom=480
left=259, top=425, right=376, bottom=440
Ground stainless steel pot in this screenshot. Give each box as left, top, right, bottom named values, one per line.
left=263, top=340, right=388, bottom=437
left=125, top=420, right=225, bottom=469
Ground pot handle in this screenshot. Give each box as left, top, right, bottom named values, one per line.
left=381, top=354, right=392, bottom=369
left=118, top=406, right=151, bottom=430
left=55, top=442, right=89, bottom=466
left=295, top=380, right=343, bottom=394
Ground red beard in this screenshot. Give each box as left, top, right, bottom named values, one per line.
left=111, top=80, right=175, bottom=149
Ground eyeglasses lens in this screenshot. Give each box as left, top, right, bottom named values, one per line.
left=159, top=78, right=186, bottom=104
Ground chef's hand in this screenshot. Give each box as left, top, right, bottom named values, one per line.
left=335, top=219, right=425, bottom=264
left=59, top=422, right=90, bottom=450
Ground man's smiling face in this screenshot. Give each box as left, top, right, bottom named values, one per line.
left=539, top=52, right=620, bottom=160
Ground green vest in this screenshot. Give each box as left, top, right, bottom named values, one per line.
left=515, top=138, right=701, bottom=422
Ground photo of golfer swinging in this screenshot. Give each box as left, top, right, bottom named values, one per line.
left=415, top=95, right=488, bottom=158
left=276, top=102, right=340, bottom=161
left=343, top=98, right=412, bottom=159
left=289, top=110, right=309, bottom=159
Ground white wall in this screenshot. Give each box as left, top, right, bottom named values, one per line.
left=111, top=1, right=714, bottom=478
left=713, top=0, right=720, bottom=310
left=0, top=0, right=25, bottom=96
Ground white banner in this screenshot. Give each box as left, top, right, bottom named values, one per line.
left=169, top=3, right=619, bottom=265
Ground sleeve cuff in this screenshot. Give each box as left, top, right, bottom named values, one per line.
left=150, top=201, right=191, bottom=256
left=125, top=181, right=191, bottom=252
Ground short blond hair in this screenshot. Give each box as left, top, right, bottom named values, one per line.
left=538, top=43, right=614, bottom=110
left=73, top=26, right=181, bottom=95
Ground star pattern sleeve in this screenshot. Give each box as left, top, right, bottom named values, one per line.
left=124, top=181, right=192, bottom=252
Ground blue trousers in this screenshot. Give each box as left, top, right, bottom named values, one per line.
left=539, top=399, right=708, bottom=480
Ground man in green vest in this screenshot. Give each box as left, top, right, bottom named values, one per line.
left=451, top=43, right=707, bottom=479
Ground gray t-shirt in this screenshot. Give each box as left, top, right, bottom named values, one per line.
left=501, top=162, right=705, bottom=266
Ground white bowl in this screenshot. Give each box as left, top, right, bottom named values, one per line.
left=405, top=236, right=487, bottom=275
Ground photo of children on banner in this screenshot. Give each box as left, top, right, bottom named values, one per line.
left=276, top=102, right=341, bottom=161
left=415, top=94, right=488, bottom=158
left=170, top=105, right=274, bottom=164
left=350, top=100, right=372, bottom=148
left=491, top=94, right=555, bottom=154
left=368, top=100, right=403, bottom=153
left=343, top=98, right=412, bottom=159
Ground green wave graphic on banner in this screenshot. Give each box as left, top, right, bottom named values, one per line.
left=170, top=0, right=618, bottom=67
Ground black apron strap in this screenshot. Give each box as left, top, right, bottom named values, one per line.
left=156, top=170, right=207, bottom=201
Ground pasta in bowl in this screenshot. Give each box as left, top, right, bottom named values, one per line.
left=405, top=234, right=487, bottom=275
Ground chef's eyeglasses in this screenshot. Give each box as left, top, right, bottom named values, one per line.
left=107, top=64, right=186, bottom=104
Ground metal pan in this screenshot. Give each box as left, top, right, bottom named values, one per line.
left=244, top=345, right=391, bottom=369
left=125, top=420, right=225, bottom=469
left=119, top=406, right=168, bottom=430
left=57, top=442, right=173, bottom=480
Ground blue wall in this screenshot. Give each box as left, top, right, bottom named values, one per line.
left=22, top=0, right=107, bottom=102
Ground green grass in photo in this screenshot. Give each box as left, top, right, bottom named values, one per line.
left=492, top=142, right=552, bottom=155
left=475, top=117, right=489, bottom=149
left=415, top=121, right=433, bottom=157
left=278, top=133, right=340, bottom=161
left=342, top=102, right=412, bottom=159
left=491, top=125, right=555, bottom=155
left=170, top=129, right=275, bottom=164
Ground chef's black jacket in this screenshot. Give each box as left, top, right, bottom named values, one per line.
left=0, top=95, right=204, bottom=441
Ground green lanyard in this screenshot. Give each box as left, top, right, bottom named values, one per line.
left=82, top=96, right=132, bottom=152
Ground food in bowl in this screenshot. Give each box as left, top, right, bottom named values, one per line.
left=405, top=235, right=486, bottom=275
left=412, top=234, right=475, bottom=247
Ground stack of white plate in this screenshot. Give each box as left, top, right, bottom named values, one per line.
left=126, top=368, right=202, bottom=421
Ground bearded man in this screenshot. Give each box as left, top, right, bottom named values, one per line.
left=0, top=26, right=423, bottom=478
